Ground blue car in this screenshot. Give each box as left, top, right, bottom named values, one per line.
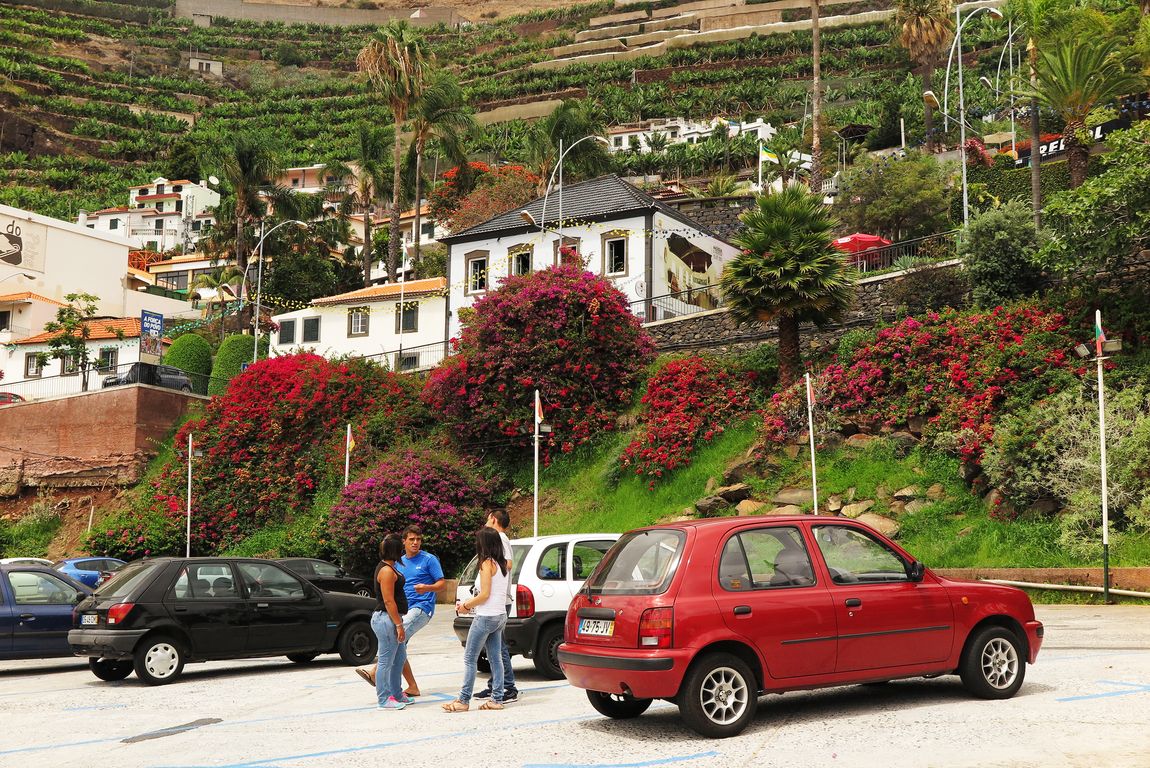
left=54, top=557, right=126, bottom=588
left=1, top=564, right=92, bottom=660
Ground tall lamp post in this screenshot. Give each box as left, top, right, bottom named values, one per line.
left=923, top=90, right=980, bottom=225
left=243, top=219, right=307, bottom=365
left=536, top=135, right=610, bottom=239
left=0, top=273, right=36, bottom=285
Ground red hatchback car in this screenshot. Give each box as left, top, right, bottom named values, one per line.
left=559, top=516, right=1044, bottom=738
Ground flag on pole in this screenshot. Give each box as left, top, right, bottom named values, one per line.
left=535, top=391, right=544, bottom=425
left=1095, top=311, right=1106, bottom=357
left=759, top=143, right=779, bottom=164
left=348, top=433, right=356, bottom=453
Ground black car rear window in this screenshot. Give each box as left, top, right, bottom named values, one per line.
left=585, top=530, right=685, bottom=595
left=95, top=561, right=161, bottom=598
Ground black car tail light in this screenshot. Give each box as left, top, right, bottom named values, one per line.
left=516, top=584, right=535, bottom=618
left=639, top=607, right=673, bottom=649
left=107, top=602, right=135, bottom=625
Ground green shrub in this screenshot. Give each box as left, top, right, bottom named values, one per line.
left=960, top=200, right=1041, bottom=308
left=208, top=334, right=266, bottom=396
left=164, top=333, right=213, bottom=394
left=0, top=491, right=63, bottom=557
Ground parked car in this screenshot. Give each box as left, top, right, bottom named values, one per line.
left=102, top=362, right=193, bottom=393
left=1, top=564, right=93, bottom=660
left=55, top=557, right=126, bottom=588
left=453, top=533, right=620, bottom=679
left=69, top=557, right=377, bottom=684
left=0, top=392, right=25, bottom=406
left=0, top=557, right=54, bottom=566
left=276, top=558, right=371, bottom=597
left=560, top=516, right=1045, bottom=738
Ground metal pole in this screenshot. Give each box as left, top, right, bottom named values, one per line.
left=1008, top=21, right=1016, bottom=157
left=956, top=5, right=969, bottom=227
left=344, top=423, right=351, bottom=487
left=533, top=389, right=541, bottom=539
left=557, top=139, right=564, bottom=237
left=396, top=273, right=405, bottom=371
left=253, top=218, right=265, bottom=365
left=805, top=373, right=819, bottom=514
left=1095, top=309, right=1111, bottom=604
left=185, top=432, right=193, bottom=557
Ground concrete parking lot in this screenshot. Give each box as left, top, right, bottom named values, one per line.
left=3, top=605, right=1149, bottom=768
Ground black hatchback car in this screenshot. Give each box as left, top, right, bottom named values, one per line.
left=276, top=558, right=372, bottom=597
left=68, top=557, right=377, bottom=685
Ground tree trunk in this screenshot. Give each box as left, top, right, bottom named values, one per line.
left=235, top=202, right=247, bottom=272
left=388, top=128, right=403, bottom=284
left=361, top=200, right=373, bottom=288
left=808, top=0, right=822, bottom=191
left=1028, top=50, right=1042, bottom=229
left=776, top=314, right=803, bottom=388
left=1064, top=123, right=1089, bottom=188
left=923, top=64, right=935, bottom=153
left=412, top=140, right=425, bottom=276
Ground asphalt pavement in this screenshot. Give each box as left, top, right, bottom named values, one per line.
left=2, top=605, right=1149, bottom=768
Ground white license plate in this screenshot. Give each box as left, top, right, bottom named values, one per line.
left=81, top=614, right=98, bottom=625
left=579, top=618, right=614, bottom=637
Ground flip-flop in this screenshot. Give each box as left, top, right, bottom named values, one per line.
left=356, top=668, right=374, bottom=686
left=403, top=689, right=421, bottom=697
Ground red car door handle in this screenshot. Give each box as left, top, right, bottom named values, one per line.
left=844, top=598, right=862, bottom=607
left=733, top=605, right=751, bottom=616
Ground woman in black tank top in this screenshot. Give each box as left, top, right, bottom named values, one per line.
left=371, top=534, right=410, bottom=709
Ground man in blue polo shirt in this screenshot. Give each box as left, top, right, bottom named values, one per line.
left=357, top=525, right=444, bottom=695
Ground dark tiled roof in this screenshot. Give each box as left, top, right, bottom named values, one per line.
left=439, top=175, right=729, bottom=244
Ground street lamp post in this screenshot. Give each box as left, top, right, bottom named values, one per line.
left=537, top=135, right=610, bottom=239
left=0, top=272, right=36, bottom=285
left=923, top=89, right=980, bottom=227
left=979, top=20, right=1022, bottom=158
left=245, top=219, right=308, bottom=365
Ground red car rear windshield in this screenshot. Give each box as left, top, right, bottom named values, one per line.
left=585, top=530, right=685, bottom=595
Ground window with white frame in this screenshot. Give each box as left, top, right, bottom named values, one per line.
left=347, top=307, right=369, bottom=337
left=62, top=353, right=81, bottom=376
left=509, top=245, right=533, bottom=277
left=553, top=237, right=581, bottom=265
left=0, top=310, right=8, bottom=330
left=395, top=301, right=418, bottom=334
left=604, top=236, right=627, bottom=276
left=466, top=251, right=488, bottom=294
left=302, top=318, right=320, bottom=343
left=24, top=353, right=41, bottom=378
left=97, top=348, right=117, bottom=372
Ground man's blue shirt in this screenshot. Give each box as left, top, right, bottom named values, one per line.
left=399, top=550, right=444, bottom=614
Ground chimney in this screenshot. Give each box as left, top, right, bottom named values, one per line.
left=77, top=210, right=88, bottom=226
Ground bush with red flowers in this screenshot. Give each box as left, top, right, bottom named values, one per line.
left=87, top=354, right=406, bottom=558
left=423, top=265, right=654, bottom=458
left=327, top=447, right=495, bottom=575
left=620, top=356, right=757, bottom=486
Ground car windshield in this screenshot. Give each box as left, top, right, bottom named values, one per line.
left=457, top=544, right=531, bottom=584
left=95, top=561, right=160, bottom=598
left=585, top=529, right=685, bottom=595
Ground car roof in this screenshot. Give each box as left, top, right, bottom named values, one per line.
left=0, top=564, right=93, bottom=590
left=636, top=515, right=847, bottom=531
left=509, top=533, right=620, bottom=546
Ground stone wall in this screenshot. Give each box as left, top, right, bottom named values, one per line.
left=174, top=0, right=463, bottom=28
left=668, top=196, right=755, bottom=240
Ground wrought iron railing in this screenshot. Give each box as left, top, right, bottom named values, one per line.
left=355, top=341, right=449, bottom=374
left=0, top=361, right=219, bottom=401
left=628, top=285, right=725, bottom=323
left=845, top=229, right=960, bottom=274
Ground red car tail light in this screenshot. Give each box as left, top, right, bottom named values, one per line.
left=516, top=584, right=535, bottom=618
left=639, top=606, right=673, bottom=649
left=107, top=603, right=135, bottom=625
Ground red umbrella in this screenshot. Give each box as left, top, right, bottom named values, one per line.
left=832, top=233, right=892, bottom=254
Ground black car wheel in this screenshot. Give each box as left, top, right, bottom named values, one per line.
left=89, top=658, right=133, bottom=681
left=533, top=623, right=565, bottom=680
left=960, top=626, right=1026, bottom=699
left=133, top=635, right=186, bottom=685
left=355, top=587, right=373, bottom=598
left=679, top=652, right=757, bottom=739
left=337, top=620, right=376, bottom=665
left=587, top=691, right=653, bottom=719
left=287, top=653, right=318, bottom=663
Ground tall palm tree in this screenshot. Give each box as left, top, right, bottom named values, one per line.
left=721, top=185, right=856, bottom=387
left=894, top=0, right=954, bottom=152
left=324, top=124, right=391, bottom=287
left=357, top=21, right=433, bottom=284
left=191, top=266, right=243, bottom=341
left=809, top=0, right=823, bottom=190
left=405, top=69, right=474, bottom=272
left=202, top=132, right=280, bottom=271
left=523, top=100, right=609, bottom=197
left=1025, top=39, right=1144, bottom=187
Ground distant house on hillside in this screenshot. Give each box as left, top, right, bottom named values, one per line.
left=439, top=175, right=740, bottom=339
left=80, top=177, right=219, bottom=254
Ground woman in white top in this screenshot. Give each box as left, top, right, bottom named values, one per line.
left=443, top=527, right=509, bottom=712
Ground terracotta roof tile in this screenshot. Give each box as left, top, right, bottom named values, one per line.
left=0, top=292, right=67, bottom=307
left=14, top=318, right=143, bottom=345
left=312, top=277, right=447, bottom=306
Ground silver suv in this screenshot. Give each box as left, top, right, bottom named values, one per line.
left=452, top=533, right=619, bottom=679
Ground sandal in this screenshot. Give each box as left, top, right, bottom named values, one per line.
left=403, top=688, right=420, bottom=697
left=441, top=700, right=469, bottom=713
left=478, top=701, right=504, bottom=711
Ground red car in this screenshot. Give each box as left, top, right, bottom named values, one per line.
left=560, top=516, right=1044, bottom=738
left=0, top=392, right=25, bottom=406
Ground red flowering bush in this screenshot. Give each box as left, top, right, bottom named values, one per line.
left=327, top=448, right=494, bottom=575
left=89, top=354, right=403, bottom=557
left=621, top=356, right=756, bottom=486
left=442, top=164, right=541, bottom=233
left=428, top=161, right=490, bottom=227
left=761, top=305, right=1082, bottom=465
left=423, top=265, right=655, bottom=457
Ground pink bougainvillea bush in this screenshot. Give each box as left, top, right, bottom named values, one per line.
left=761, top=304, right=1083, bottom=466
left=327, top=447, right=495, bottom=575
left=621, top=356, right=757, bottom=486
left=423, top=265, right=655, bottom=457
left=88, top=354, right=403, bottom=559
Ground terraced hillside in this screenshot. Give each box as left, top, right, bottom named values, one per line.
left=0, top=0, right=1006, bottom=220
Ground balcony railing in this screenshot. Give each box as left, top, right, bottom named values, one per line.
left=846, top=230, right=960, bottom=274
left=629, top=285, right=725, bottom=324
left=355, top=340, right=449, bottom=374
left=2, top=361, right=219, bottom=401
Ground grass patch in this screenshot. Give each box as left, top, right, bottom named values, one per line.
left=0, top=490, right=63, bottom=557
left=538, top=418, right=761, bottom=535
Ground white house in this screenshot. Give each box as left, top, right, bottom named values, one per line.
left=1, top=317, right=165, bottom=399
left=81, top=178, right=219, bottom=253
left=439, top=175, right=740, bottom=339
left=269, top=277, right=448, bottom=372
left=605, top=117, right=777, bottom=153
left=0, top=291, right=66, bottom=345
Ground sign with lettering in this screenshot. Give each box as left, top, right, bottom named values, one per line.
left=0, top=214, right=47, bottom=273
left=1014, top=117, right=1131, bottom=165
left=141, top=310, right=164, bottom=364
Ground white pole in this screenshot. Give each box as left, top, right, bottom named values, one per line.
left=1008, top=20, right=1016, bottom=157
left=557, top=139, right=564, bottom=236
left=253, top=218, right=265, bottom=365
left=757, top=145, right=763, bottom=192
left=185, top=432, right=193, bottom=557
left=805, top=373, right=819, bottom=514
left=87, top=502, right=94, bottom=533
left=900, top=117, right=906, bottom=149
left=533, top=389, right=541, bottom=539
left=1095, top=309, right=1111, bottom=603
left=397, top=272, right=406, bottom=371
left=344, top=423, right=351, bottom=487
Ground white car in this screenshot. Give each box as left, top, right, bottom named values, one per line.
left=0, top=557, right=54, bottom=567
left=452, top=533, right=620, bottom=679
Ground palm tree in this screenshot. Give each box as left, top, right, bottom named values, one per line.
left=523, top=100, right=609, bottom=196
left=357, top=21, right=433, bottom=284
left=1025, top=39, right=1144, bottom=187
left=405, top=69, right=474, bottom=272
left=324, top=124, right=391, bottom=287
left=202, top=132, right=280, bottom=272
left=894, top=0, right=954, bottom=152
left=763, top=126, right=808, bottom=188
left=809, top=0, right=823, bottom=190
left=191, top=266, right=243, bottom=341
left=721, top=185, right=856, bottom=387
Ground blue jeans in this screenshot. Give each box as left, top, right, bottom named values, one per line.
left=460, top=613, right=506, bottom=704
left=371, top=610, right=407, bottom=705
left=403, top=605, right=432, bottom=637
left=495, top=603, right=516, bottom=692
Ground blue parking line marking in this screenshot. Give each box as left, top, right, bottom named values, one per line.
left=1057, top=680, right=1150, bottom=702
left=522, top=752, right=720, bottom=768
